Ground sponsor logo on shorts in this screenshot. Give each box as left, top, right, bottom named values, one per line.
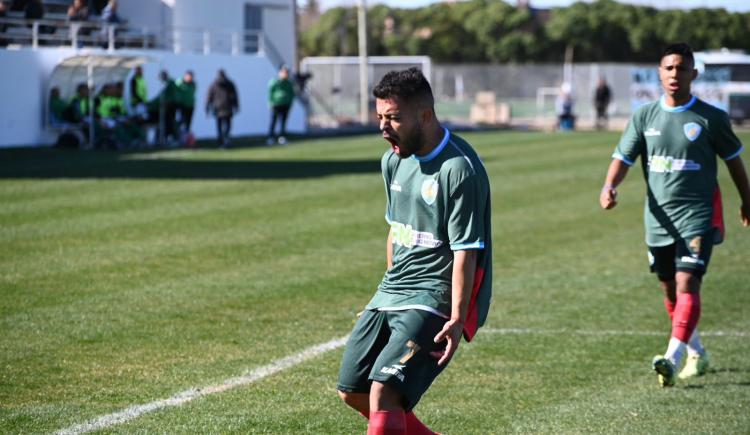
left=680, top=256, right=705, bottom=266
left=390, top=181, right=402, bottom=192
left=390, top=221, right=443, bottom=249
left=648, top=155, right=701, bottom=173
left=380, top=364, right=406, bottom=382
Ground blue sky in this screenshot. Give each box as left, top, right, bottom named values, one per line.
left=314, top=0, right=750, bottom=12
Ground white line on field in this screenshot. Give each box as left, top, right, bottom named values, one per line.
left=54, top=326, right=748, bottom=434
left=484, top=328, right=748, bottom=338
left=55, top=335, right=350, bottom=435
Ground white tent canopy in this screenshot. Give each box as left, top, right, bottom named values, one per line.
left=47, top=54, right=153, bottom=147
left=49, top=54, right=152, bottom=101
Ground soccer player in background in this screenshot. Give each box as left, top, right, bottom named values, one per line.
left=337, top=68, right=493, bottom=434
left=599, top=43, right=750, bottom=387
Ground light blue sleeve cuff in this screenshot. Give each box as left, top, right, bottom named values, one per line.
left=722, top=146, right=744, bottom=161
left=451, top=241, right=485, bottom=251
left=612, top=152, right=635, bottom=166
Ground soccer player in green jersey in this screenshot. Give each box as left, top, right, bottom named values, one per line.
left=600, top=43, right=750, bottom=388
left=337, top=68, right=492, bottom=434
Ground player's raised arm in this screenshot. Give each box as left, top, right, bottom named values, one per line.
left=725, top=155, right=750, bottom=227
left=600, top=158, right=630, bottom=210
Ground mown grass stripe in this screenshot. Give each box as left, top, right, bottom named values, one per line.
left=484, top=328, right=749, bottom=338
left=54, top=335, right=349, bottom=435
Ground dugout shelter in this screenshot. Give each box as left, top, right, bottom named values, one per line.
left=47, top=54, right=153, bottom=148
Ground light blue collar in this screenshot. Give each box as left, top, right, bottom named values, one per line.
left=412, top=127, right=450, bottom=163
left=660, top=95, right=696, bottom=113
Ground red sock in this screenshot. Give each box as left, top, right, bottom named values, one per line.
left=663, top=297, right=675, bottom=321
left=368, top=410, right=406, bottom=435
left=672, top=292, right=700, bottom=343
left=405, top=411, right=437, bottom=435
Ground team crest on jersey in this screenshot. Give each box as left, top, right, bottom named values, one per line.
left=683, top=122, right=702, bottom=142
left=421, top=179, right=439, bottom=205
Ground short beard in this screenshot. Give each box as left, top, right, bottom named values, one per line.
left=395, top=126, right=424, bottom=159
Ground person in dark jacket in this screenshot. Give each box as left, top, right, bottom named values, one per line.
left=594, top=77, right=612, bottom=130
left=205, top=69, right=239, bottom=148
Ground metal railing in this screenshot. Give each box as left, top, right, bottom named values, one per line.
left=0, top=17, right=283, bottom=63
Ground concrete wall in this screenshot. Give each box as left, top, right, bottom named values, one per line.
left=0, top=47, right=306, bottom=148
left=172, top=0, right=297, bottom=67
left=118, top=0, right=172, bottom=32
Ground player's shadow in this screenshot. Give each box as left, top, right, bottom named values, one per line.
left=682, top=367, right=750, bottom=389
left=0, top=149, right=381, bottom=180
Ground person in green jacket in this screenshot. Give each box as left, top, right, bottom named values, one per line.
left=147, top=70, right=180, bottom=144
left=65, top=83, right=91, bottom=123
left=49, top=87, right=68, bottom=126
left=130, top=66, right=148, bottom=108
left=176, top=70, right=196, bottom=133
left=266, top=65, right=295, bottom=145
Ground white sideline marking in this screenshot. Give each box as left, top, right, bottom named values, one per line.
left=484, top=328, right=748, bottom=338
left=54, top=327, right=748, bottom=434
left=55, top=335, right=349, bottom=435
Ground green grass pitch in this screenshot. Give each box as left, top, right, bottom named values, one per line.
left=1, top=130, right=749, bottom=434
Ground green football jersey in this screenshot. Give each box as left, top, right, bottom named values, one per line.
left=614, top=96, right=744, bottom=246
left=366, top=128, right=492, bottom=341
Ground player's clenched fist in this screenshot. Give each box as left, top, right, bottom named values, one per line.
left=600, top=185, right=617, bottom=210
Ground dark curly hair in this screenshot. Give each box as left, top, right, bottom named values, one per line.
left=372, top=67, right=434, bottom=107
left=661, top=42, right=694, bottom=67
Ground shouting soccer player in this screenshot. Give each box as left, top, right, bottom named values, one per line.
left=600, top=43, right=750, bottom=387
left=337, top=68, right=493, bottom=433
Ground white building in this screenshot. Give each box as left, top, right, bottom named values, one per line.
left=0, top=0, right=304, bottom=148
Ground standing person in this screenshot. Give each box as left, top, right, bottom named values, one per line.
left=599, top=43, right=750, bottom=388
left=156, top=70, right=179, bottom=145
left=176, top=70, right=196, bottom=134
left=129, top=66, right=147, bottom=109
left=205, top=69, right=238, bottom=148
left=594, top=77, right=612, bottom=130
left=266, top=65, right=295, bottom=145
left=555, top=82, right=575, bottom=131
left=337, top=67, right=492, bottom=434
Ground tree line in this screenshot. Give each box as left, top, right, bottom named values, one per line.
left=299, top=0, right=750, bottom=63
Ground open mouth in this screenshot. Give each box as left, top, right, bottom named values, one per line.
left=383, top=134, right=400, bottom=154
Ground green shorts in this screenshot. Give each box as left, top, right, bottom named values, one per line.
left=648, top=230, right=716, bottom=280
left=337, top=309, right=449, bottom=411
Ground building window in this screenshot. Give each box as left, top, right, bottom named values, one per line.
left=244, top=4, right=263, bottom=54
